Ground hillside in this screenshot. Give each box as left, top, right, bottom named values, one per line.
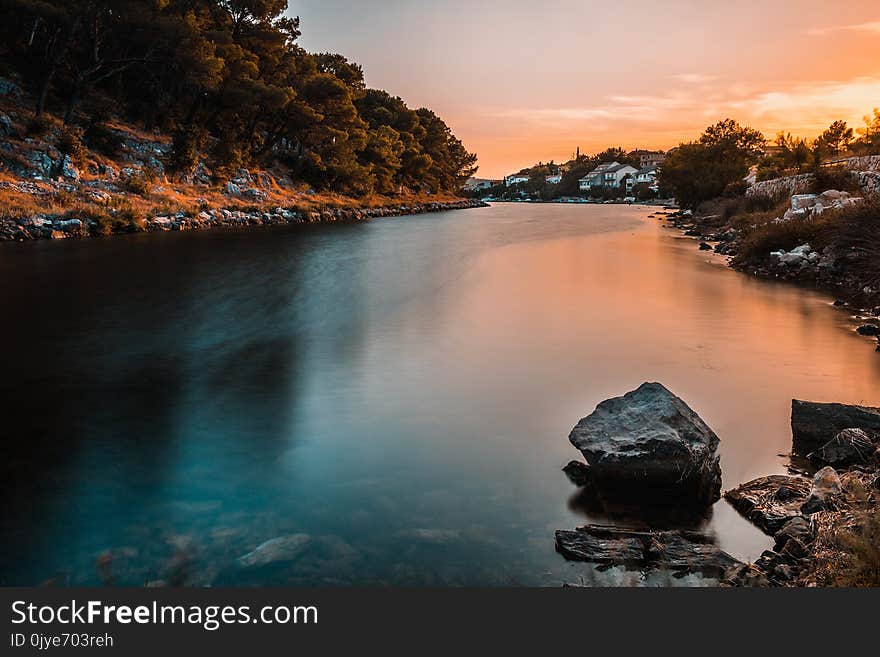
left=0, top=1, right=481, bottom=240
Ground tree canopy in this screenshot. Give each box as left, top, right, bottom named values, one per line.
left=659, top=119, right=765, bottom=208
left=0, top=0, right=477, bottom=193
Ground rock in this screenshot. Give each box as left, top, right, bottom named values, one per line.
left=0, top=77, right=22, bottom=97
left=800, top=466, right=842, bottom=514
left=791, top=399, right=880, bottom=454
left=236, top=534, right=311, bottom=568
left=562, top=460, right=592, bottom=487
left=724, top=474, right=812, bottom=535
left=724, top=563, right=771, bottom=587
left=699, top=242, right=712, bottom=251
left=779, top=536, right=810, bottom=560
left=790, top=194, right=818, bottom=211
left=856, top=324, right=880, bottom=336
left=60, top=155, right=79, bottom=181
left=0, top=112, right=15, bottom=137
left=555, top=525, right=740, bottom=577
left=567, top=382, right=722, bottom=506
left=807, top=428, right=876, bottom=468
left=818, top=190, right=848, bottom=203
left=773, top=516, right=814, bottom=551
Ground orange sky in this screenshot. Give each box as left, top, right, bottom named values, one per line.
left=292, top=0, right=880, bottom=178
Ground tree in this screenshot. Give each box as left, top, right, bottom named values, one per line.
left=659, top=119, right=765, bottom=208
left=854, top=109, right=880, bottom=154
left=0, top=0, right=478, bottom=194
left=818, top=120, right=853, bottom=155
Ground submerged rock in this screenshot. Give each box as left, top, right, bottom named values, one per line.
left=236, top=534, right=311, bottom=568
left=555, top=524, right=740, bottom=577
left=791, top=399, right=880, bottom=455
left=724, top=474, right=812, bottom=535
left=567, top=382, right=721, bottom=506
left=808, top=428, right=876, bottom=468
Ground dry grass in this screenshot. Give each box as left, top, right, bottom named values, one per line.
left=799, top=472, right=880, bottom=587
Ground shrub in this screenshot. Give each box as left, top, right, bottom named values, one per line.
left=812, top=167, right=859, bottom=194
left=120, top=174, right=150, bottom=196
left=26, top=114, right=54, bottom=137
left=733, top=211, right=831, bottom=265
left=84, top=123, right=125, bottom=157
left=57, top=126, right=88, bottom=165
left=828, top=199, right=880, bottom=293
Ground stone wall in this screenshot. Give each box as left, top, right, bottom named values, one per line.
left=746, top=154, right=880, bottom=199
left=746, top=174, right=814, bottom=199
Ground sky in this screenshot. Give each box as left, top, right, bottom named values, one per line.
left=290, top=0, right=880, bottom=178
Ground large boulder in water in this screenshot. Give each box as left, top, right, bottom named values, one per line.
left=791, top=400, right=880, bottom=455
left=568, top=382, right=722, bottom=506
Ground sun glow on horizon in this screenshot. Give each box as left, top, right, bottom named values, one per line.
left=292, top=0, right=880, bottom=177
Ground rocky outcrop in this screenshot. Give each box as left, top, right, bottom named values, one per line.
left=724, top=474, right=812, bottom=535
left=791, top=400, right=880, bottom=455
left=555, top=525, right=740, bottom=577
left=567, top=382, right=722, bottom=506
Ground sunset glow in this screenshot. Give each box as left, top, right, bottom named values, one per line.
left=294, top=0, right=880, bottom=177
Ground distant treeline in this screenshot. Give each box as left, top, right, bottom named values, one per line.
left=0, top=1, right=478, bottom=193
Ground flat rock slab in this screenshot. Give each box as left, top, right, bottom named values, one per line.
left=568, top=382, right=722, bottom=506
left=555, top=524, right=740, bottom=577
left=791, top=400, right=880, bottom=455
left=724, top=475, right=812, bottom=535
left=236, top=534, right=312, bottom=568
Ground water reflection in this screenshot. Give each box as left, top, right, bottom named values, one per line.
left=1, top=204, right=878, bottom=586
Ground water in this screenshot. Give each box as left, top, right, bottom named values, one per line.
left=2, top=203, right=878, bottom=586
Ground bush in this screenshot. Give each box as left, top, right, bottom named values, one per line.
left=26, top=114, right=54, bottom=137
left=83, top=123, right=125, bottom=157
left=733, top=211, right=831, bottom=265
left=829, top=200, right=880, bottom=293
left=812, top=167, right=859, bottom=194
left=57, top=126, right=88, bottom=165
left=120, top=174, right=150, bottom=196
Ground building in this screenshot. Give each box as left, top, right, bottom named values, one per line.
left=464, top=178, right=501, bottom=191
left=638, top=151, right=666, bottom=168
left=545, top=174, right=562, bottom=184
left=578, top=162, right=638, bottom=191
left=626, top=165, right=660, bottom=193
left=505, top=173, right=530, bottom=187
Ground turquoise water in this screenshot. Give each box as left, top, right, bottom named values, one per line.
left=2, top=203, right=878, bottom=586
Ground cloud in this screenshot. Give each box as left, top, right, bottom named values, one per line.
left=806, top=21, right=880, bottom=36
left=669, top=73, right=718, bottom=84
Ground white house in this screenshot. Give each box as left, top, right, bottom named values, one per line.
left=627, top=165, right=659, bottom=192
left=505, top=173, right=530, bottom=187
left=579, top=162, right=638, bottom=191
left=545, top=174, right=562, bottom=184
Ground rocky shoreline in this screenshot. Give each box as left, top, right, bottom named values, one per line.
left=652, top=193, right=880, bottom=352
left=0, top=197, right=488, bottom=242
left=557, top=383, right=880, bottom=587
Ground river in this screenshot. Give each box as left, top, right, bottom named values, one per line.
left=2, top=202, right=878, bottom=586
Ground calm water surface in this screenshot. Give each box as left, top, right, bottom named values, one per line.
left=2, top=203, right=879, bottom=586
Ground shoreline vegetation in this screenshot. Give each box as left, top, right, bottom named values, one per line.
left=0, top=1, right=479, bottom=242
